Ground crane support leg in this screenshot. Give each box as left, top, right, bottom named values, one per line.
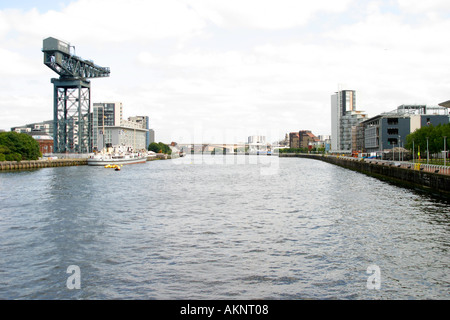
left=52, top=78, right=91, bottom=153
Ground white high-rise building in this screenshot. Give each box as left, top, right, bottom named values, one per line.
left=331, top=90, right=367, bottom=153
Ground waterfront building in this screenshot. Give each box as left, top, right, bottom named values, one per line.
left=128, top=116, right=152, bottom=147
left=299, top=130, right=320, bottom=149
left=362, top=104, right=449, bottom=155
left=331, top=90, right=368, bottom=153
left=289, top=132, right=300, bottom=148
left=101, top=126, right=148, bottom=151
left=29, top=130, right=54, bottom=155
left=92, top=102, right=149, bottom=152
left=289, top=131, right=320, bottom=150
left=92, top=102, right=122, bottom=150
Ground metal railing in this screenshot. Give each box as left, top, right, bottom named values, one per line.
left=361, top=158, right=450, bottom=175
left=279, top=153, right=450, bottom=175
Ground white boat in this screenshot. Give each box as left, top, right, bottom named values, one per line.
left=87, top=146, right=147, bottom=166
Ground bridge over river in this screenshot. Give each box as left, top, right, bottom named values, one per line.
left=177, top=143, right=286, bottom=154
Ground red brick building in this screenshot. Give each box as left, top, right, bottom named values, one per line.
left=29, top=131, right=54, bottom=155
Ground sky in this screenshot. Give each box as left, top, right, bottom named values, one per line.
left=0, top=0, right=449, bottom=144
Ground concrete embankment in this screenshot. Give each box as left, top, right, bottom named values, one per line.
left=0, top=159, right=88, bottom=171
left=1, top=154, right=171, bottom=171
left=280, top=153, right=450, bottom=197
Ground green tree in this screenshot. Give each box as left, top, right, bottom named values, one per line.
left=0, top=132, right=41, bottom=161
left=406, top=123, right=450, bottom=159
left=148, top=142, right=160, bottom=153
left=148, top=142, right=172, bottom=155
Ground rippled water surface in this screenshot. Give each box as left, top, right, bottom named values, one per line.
left=0, top=155, right=449, bottom=299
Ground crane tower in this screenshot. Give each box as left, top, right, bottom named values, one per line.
left=42, top=37, right=110, bottom=153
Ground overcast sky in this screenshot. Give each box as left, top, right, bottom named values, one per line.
left=1, top=0, right=449, bottom=144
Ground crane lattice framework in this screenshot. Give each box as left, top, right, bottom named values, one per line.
left=42, top=37, right=110, bottom=153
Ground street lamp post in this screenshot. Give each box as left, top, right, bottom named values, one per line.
left=444, top=136, right=447, bottom=167
left=393, top=141, right=395, bottom=161
left=426, top=137, right=429, bottom=164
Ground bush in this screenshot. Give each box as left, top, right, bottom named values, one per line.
left=0, top=132, right=41, bottom=160
left=0, top=154, right=5, bottom=161
left=5, top=152, right=22, bottom=162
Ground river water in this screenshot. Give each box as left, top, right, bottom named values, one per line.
left=0, top=155, right=449, bottom=300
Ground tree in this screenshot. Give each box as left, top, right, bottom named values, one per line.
left=406, top=123, right=450, bottom=159
left=0, top=132, right=41, bottom=161
left=148, top=142, right=172, bottom=155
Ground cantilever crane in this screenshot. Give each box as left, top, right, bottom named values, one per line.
left=43, top=37, right=110, bottom=153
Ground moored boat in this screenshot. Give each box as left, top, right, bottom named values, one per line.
left=87, top=145, right=147, bottom=166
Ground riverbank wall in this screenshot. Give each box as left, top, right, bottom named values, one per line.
left=0, top=159, right=88, bottom=171
left=280, top=153, right=450, bottom=197
left=0, top=153, right=172, bottom=171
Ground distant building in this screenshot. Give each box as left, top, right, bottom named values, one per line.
left=248, top=135, right=267, bottom=153
left=289, top=131, right=319, bottom=149
left=289, top=132, right=300, bottom=148
left=299, top=130, right=320, bottom=149
left=149, top=129, right=155, bottom=145
left=278, top=133, right=289, bottom=147
left=11, top=120, right=54, bottom=137
left=362, top=104, right=449, bottom=155
left=316, top=135, right=331, bottom=152
left=248, top=135, right=265, bottom=144
left=331, top=90, right=368, bottom=153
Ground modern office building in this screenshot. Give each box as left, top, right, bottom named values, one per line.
left=92, top=102, right=122, bottom=150
left=331, top=90, right=368, bottom=153
left=92, top=102, right=149, bottom=152
left=362, top=104, right=449, bottom=155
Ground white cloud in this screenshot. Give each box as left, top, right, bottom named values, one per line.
left=1, top=0, right=206, bottom=44
left=188, top=0, right=354, bottom=29
left=397, top=0, right=450, bottom=14
left=0, top=48, right=42, bottom=76
left=136, top=52, right=161, bottom=66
